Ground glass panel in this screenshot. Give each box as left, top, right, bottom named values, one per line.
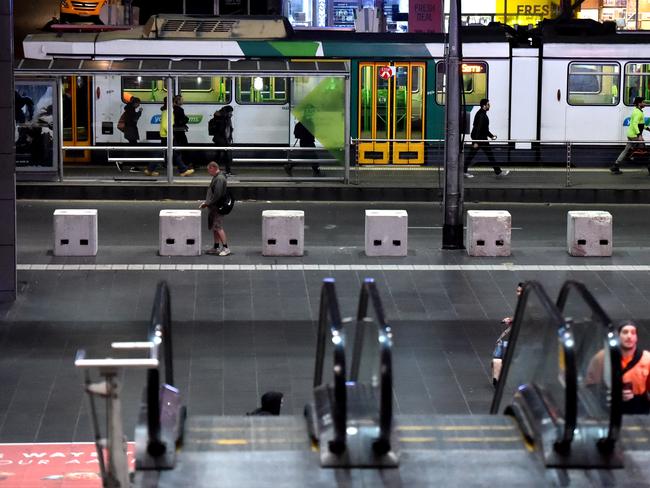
left=494, top=288, right=567, bottom=419
left=360, top=64, right=373, bottom=139
left=292, top=76, right=346, bottom=163
left=122, top=76, right=166, bottom=103
left=568, top=63, right=620, bottom=106
left=15, top=81, right=56, bottom=170
left=559, top=287, right=615, bottom=421
left=376, top=68, right=390, bottom=140
left=411, top=65, right=424, bottom=140
left=624, top=63, right=650, bottom=105
left=62, top=76, right=73, bottom=142
left=436, top=61, right=488, bottom=105
left=394, top=66, right=408, bottom=140
left=179, top=76, right=231, bottom=104
left=236, top=77, right=288, bottom=104
left=75, top=77, right=89, bottom=142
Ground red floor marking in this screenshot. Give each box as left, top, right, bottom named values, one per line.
left=0, top=442, right=135, bottom=488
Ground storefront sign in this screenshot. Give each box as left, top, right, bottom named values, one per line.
left=409, top=0, right=443, bottom=33
left=496, top=0, right=561, bottom=25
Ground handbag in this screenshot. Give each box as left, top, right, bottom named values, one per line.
left=116, top=112, right=126, bottom=132
left=217, top=190, right=235, bottom=215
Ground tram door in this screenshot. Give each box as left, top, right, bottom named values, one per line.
left=358, top=62, right=425, bottom=164
left=62, top=76, right=92, bottom=163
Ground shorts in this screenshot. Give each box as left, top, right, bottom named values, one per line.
left=208, top=209, right=224, bottom=231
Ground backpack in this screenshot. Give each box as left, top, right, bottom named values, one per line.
left=217, top=190, right=235, bottom=215
left=116, top=112, right=126, bottom=133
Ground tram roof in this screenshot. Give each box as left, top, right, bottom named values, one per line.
left=22, top=15, right=514, bottom=63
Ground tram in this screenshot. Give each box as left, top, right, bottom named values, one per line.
left=16, top=15, right=650, bottom=169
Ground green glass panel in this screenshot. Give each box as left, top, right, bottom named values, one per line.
left=360, top=66, right=373, bottom=140
left=394, top=66, right=408, bottom=140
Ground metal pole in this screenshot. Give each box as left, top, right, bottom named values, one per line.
left=214, top=0, right=219, bottom=15
left=123, top=0, right=133, bottom=25
left=166, top=77, right=173, bottom=184
left=344, top=75, right=351, bottom=184
left=58, top=78, right=64, bottom=182
left=442, top=0, right=464, bottom=249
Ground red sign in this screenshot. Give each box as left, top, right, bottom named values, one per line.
left=409, top=0, right=443, bottom=33
left=0, top=442, right=135, bottom=487
left=378, top=66, right=395, bottom=80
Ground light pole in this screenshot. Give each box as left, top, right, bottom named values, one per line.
left=442, top=0, right=464, bottom=249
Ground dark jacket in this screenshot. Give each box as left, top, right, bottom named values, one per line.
left=172, top=105, right=189, bottom=145
left=205, top=173, right=227, bottom=210
left=470, top=108, right=494, bottom=140
left=247, top=391, right=283, bottom=416
left=294, top=121, right=315, bottom=147
left=123, top=103, right=142, bottom=142
left=209, top=112, right=233, bottom=146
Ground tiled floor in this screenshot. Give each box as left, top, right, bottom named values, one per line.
left=2, top=200, right=650, bottom=443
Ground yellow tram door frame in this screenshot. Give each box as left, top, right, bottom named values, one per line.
left=393, top=62, right=425, bottom=165
left=358, top=62, right=390, bottom=164
left=63, top=75, right=92, bottom=163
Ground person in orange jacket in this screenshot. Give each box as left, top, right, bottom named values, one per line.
left=587, top=320, right=650, bottom=414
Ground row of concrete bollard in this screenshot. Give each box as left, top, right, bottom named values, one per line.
left=52, top=209, right=409, bottom=257
left=467, top=210, right=613, bottom=257
left=52, top=209, right=612, bottom=258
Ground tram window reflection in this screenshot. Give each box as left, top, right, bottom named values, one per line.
left=179, top=76, right=232, bottom=104
left=121, top=76, right=166, bottom=103
left=435, top=61, right=487, bottom=105
left=567, top=62, right=620, bottom=106
left=624, top=63, right=650, bottom=106
left=236, top=77, right=288, bottom=104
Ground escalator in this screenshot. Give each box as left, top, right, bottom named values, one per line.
left=305, top=277, right=398, bottom=467
left=492, top=280, right=624, bottom=468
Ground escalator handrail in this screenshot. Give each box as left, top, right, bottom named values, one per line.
left=352, top=278, right=393, bottom=453
left=490, top=281, right=577, bottom=447
left=313, top=278, right=347, bottom=453
left=556, top=280, right=622, bottom=447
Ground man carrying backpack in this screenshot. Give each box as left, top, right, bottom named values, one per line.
left=199, top=161, right=231, bottom=256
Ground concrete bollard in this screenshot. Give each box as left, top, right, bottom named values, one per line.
left=159, top=210, right=202, bottom=256
left=53, top=209, right=98, bottom=256
left=262, top=210, right=305, bottom=256
left=466, top=210, right=511, bottom=257
left=567, top=211, right=613, bottom=257
left=364, top=210, right=408, bottom=257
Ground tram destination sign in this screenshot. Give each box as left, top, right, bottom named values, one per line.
left=379, top=66, right=397, bottom=80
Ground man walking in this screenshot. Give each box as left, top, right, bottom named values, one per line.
left=199, top=161, right=231, bottom=256
left=464, top=98, right=509, bottom=178
left=612, top=96, right=649, bottom=175
left=586, top=321, right=650, bottom=414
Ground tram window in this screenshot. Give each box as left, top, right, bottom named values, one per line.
left=567, top=63, right=620, bottom=106
left=179, top=76, right=231, bottom=104
left=122, top=76, right=166, bottom=103
left=624, top=63, right=650, bottom=106
left=435, top=61, right=487, bottom=105
left=235, top=77, right=288, bottom=104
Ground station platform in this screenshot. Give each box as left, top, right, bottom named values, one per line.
left=17, top=164, right=650, bottom=203
left=3, top=199, right=650, bottom=486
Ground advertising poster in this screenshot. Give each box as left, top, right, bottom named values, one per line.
left=0, top=442, right=135, bottom=487
left=409, top=0, right=443, bottom=33
left=15, top=81, right=57, bottom=171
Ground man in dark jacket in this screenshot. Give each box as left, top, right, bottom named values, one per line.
left=247, top=391, right=284, bottom=416
left=199, top=161, right=230, bottom=256
left=117, top=96, right=142, bottom=172
left=208, top=106, right=234, bottom=175
left=284, top=119, right=321, bottom=177
left=463, top=98, right=509, bottom=178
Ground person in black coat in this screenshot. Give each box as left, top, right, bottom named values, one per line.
left=463, top=98, right=508, bottom=178
left=285, top=119, right=322, bottom=177
left=118, top=96, right=141, bottom=171
left=208, top=105, right=234, bottom=175
left=246, top=391, right=284, bottom=416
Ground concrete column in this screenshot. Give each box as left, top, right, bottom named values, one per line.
left=0, top=0, right=16, bottom=302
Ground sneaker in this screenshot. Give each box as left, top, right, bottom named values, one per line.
left=115, top=161, right=123, bottom=172
left=218, top=248, right=231, bottom=257
left=180, top=168, right=195, bottom=177
left=610, top=166, right=623, bottom=175
left=144, top=169, right=160, bottom=177
left=284, top=164, right=293, bottom=177
left=205, top=248, right=220, bottom=255
left=464, top=172, right=474, bottom=179
left=496, top=169, right=510, bottom=177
